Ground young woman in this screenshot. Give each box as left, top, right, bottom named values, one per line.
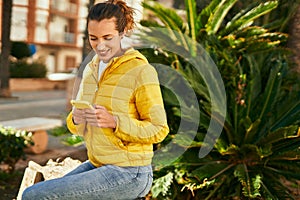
left=22, top=0, right=169, bottom=199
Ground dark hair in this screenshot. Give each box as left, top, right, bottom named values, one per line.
left=88, top=0, right=135, bottom=33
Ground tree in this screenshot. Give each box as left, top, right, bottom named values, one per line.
left=139, top=0, right=300, bottom=199
left=287, top=4, right=300, bottom=73
left=0, top=0, right=13, bottom=97
left=10, top=41, right=31, bottom=60
left=82, top=0, right=95, bottom=61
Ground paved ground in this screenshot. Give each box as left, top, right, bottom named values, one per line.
left=0, top=90, right=87, bottom=170
left=0, top=90, right=68, bottom=121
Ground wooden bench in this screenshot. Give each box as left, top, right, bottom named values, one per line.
left=0, top=117, right=63, bottom=154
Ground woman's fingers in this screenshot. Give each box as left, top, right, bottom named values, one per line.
left=72, top=108, right=87, bottom=124
left=85, top=106, right=116, bottom=128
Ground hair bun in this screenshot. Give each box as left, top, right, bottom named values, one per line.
left=107, top=0, right=135, bottom=32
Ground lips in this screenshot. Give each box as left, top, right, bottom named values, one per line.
left=97, top=49, right=110, bottom=57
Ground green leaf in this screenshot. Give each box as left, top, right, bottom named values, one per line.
left=142, top=1, right=185, bottom=32
left=270, top=136, right=300, bottom=156
left=256, top=61, right=283, bottom=128
left=243, top=56, right=262, bottom=113
left=139, top=19, right=163, bottom=28
left=142, top=1, right=189, bottom=49
left=220, top=1, right=278, bottom=36
left=197, top=0, right=222, bottom=31
left=173, top=130, right=198, bottom=147
left=185, top=0, right=198, bottom=55
left=271, top=100, right=300, bottom=130
left=259, top=125, right=299, bottom=145
left=191, top=163, right=234, bottom=181
left=266, top=159, right=300, bottom=179
left=62, top=135, right=84, bottom=147
left=261, top=171, right=293, bottom=199
left=235, top=26, right=268, bottom=38
left=206, top=0, right=238, bottom=35
left=243, top=119, right=261, bottom=144
left=229, top=31, right=288, bottom=53
left=151, top=172, right=174, bottom=198
left=185, top=0, right=198, bottom=40
left=234, top=164, right=262, bottom=198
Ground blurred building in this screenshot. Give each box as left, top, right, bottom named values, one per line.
left=0, top=0, right=145, bottom=74
left=0, top=0, right=89, bottom=73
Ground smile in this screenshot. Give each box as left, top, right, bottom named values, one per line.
left=97, top=49, right=110, bottom=56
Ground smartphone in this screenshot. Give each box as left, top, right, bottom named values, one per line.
left=70, top=100, right=94, bottom=109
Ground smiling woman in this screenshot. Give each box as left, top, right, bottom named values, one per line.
left=88, top=18, right=125, bottom=63
left=22, top=1, right=169, bottom=200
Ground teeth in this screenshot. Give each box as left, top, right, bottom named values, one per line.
left=99, top=51, right=107, bottom=54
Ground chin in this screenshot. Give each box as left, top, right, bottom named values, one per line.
left=97, top=55, right=111, bottom=63
left=102, top=58, right=111, bottom=63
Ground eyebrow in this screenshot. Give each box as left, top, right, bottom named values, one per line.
left=89, top=33, right=114, bottom=38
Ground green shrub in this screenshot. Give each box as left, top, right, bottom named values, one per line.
left=0, top=125, right=33, bottom=173
left=10, top=61, right=47, bottom=78
left=10, top=41, right=31, bottom=60
left=48, top=125, right=84, bottom=147
left=141, top=1, right=300, bottom=199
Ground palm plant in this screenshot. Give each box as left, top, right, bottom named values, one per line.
left=138, top=0, right=300, bottom=199
left=228, top=0, right=300, bottom=32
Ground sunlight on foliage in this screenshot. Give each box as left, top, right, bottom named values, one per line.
left=151, top=172, right=174, bottom=198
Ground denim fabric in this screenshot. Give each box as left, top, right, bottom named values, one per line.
left=22, top=161, right=153, bottom=200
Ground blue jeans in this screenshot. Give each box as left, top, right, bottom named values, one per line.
left=22, top=161, right=153, bottom=200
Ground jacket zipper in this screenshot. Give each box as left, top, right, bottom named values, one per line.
left=91, top=61, right=112, bottom=104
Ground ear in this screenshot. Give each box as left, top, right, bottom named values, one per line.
left=121, top=28, right=128, bottom=37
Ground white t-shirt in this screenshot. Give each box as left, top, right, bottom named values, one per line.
left=98, top=61, right=108, bottom=81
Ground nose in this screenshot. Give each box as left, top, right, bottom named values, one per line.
left=97, top=41, right=106, bottom=51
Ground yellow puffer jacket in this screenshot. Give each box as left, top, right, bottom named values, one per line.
left=66, top=48, right=169, bottom=167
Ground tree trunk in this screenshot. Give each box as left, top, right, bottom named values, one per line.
left=0, top=0, right=13, bottom=97
left=287, top=4, right=300, bottom=73
left=82, top=0, right=95, bottom=61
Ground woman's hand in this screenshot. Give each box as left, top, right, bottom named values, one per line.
left=72, top=108, right=87, bottom=125
left=85, top=105, right=117, bottom=128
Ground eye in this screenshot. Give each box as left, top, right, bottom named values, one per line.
left=89, top=36, right=97, bottom=41
left=104, top=36, right=113, bottom=41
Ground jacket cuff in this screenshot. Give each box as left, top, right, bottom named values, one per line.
left=113, top=115, right=119, bottom=133
left=66, top=112, right=77, bottom=134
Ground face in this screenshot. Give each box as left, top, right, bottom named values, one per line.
left=88, top=18, right=124, bottom=63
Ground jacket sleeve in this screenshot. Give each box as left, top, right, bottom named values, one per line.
left=66, top=112, right=85, bottom=136
left=114, top=65, right=169, bottom=144
left=66, top=112, right=76, bottom=134
left=65, top=62, right=92, bottom=136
